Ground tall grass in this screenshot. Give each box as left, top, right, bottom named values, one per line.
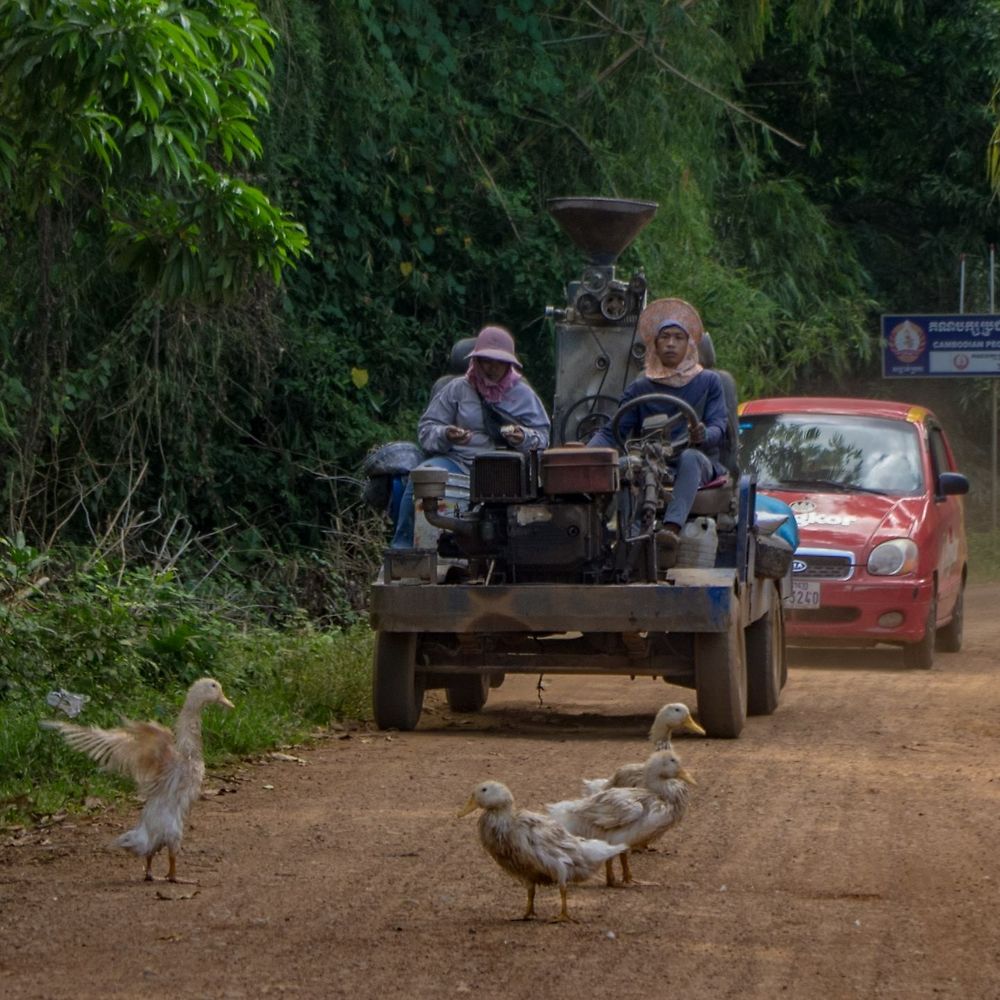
left=0, top=534, right=377, bottom=825
left=0, top=623, right=373, bottom=824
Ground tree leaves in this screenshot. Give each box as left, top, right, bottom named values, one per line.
left=0, top=0, right=306, bottom=299
left=1, top=0, right=994, bottom=559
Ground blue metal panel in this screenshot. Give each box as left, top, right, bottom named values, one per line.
left=736, top=474, right=755, bottom=584
left=372, top=575, right=736, bottom=634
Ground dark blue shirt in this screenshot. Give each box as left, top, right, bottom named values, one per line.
left=588, top=370, right=728, bottom=472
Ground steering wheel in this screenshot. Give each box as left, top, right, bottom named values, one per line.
left=558, top=393, right=620, bottom=443
left=608, top=392, right=702, bottom=449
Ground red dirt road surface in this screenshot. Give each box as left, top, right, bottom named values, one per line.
left=3, top=585, right=1000, bottom=999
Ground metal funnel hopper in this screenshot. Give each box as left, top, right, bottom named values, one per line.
left=547, top=196, right=658, bottom=266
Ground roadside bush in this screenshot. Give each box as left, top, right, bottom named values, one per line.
left=0, top=535, right=376, bottom=824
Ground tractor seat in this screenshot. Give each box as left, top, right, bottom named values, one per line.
left=690, top=473, right=733, bottom=516
left=685, top=330, right=738, bottom=518
left=429, top=337, right=477, bottom=400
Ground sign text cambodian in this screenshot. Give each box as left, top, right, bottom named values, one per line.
left=881, top=313, right=1000, bottom=378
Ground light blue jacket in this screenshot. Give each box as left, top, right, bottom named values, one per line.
left=418, top=376, right=550, bottom=472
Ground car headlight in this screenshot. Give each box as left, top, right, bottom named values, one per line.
left=867, top=538, right=918, bottom=576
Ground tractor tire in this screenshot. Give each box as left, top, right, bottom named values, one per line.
left=372, top=632, right=425, bottom=730
left=446, top=674, right=490, bottom=713
left=694, top=607, right=748, bottom=738
left=746, top=585, right=785, bottom=716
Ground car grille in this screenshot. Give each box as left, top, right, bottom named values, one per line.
left=793, top=552, right=853, bottom=580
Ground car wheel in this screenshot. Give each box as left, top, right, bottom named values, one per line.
left=902, top=598, right=936, bottom=670
left=935, top=583, right=964, bottom=653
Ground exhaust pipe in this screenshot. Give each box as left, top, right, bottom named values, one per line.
left=410, top=468, right=476, bottom=538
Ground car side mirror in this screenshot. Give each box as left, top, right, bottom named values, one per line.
left=937, top=471, right=969, bottom=497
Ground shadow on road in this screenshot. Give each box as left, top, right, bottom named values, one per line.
left=417, top=701, right=711, bottom=742
left=788, top=644, right=912, bottom=672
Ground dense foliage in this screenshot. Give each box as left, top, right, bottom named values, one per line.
left=5, top=0, right=1000, bottom=822
left=2, top=0, right=999, bottom=568
left=0, top=530, right=372, bottom=822
left=751, top=0, right=1000, bottom=321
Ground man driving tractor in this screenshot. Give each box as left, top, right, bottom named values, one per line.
left=587, top=297, right=729, bottom=567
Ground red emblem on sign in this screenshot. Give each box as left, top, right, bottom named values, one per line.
left=887, top=320, right=926, bottom=364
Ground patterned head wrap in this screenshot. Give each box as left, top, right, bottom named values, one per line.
left=636, top=298, right=705, bottom=386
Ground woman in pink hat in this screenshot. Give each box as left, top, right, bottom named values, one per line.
left=588, top=298, right=728, bottom=567
left=391, top=325, right=550, bottom=547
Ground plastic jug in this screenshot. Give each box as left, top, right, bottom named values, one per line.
left=676, top=516, right=718, bottom=568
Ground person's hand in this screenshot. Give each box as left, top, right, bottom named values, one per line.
left=445, top=425, right=473, bottom=444
left=690, top=421, right=706, bottom=445
left=501, top=424, right=525, bottom=446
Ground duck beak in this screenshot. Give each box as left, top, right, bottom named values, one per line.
left=218, top=693, right=235, bottom=710
left=457, top=795, right=479, bottom=818
left=682, top=716, right=706, bottom=736
left=678, top=768, right=697, bottom=786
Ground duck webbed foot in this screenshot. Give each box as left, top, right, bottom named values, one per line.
left=619, top=852, right=658, bottom=887
left=515, top=883, right=537, bottom=921
left=546, top=886, right=578, bottom=923
left=166, top=851, right=200, bottom=885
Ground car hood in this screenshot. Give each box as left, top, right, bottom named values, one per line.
left=759, top=488, right=926, bottom=552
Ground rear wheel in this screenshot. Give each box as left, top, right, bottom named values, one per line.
left=902, top=598, right=936, bottom=670
left=372, top=632, right=425, bottom=730
left=746, top=586, right=785, bottom=716
left=936, top=583, right=964, bottom=653
left=446, top=673, right=490, bottom=713
left=694, top=608, right=747, bottom=738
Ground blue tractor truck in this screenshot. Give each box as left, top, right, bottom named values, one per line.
left=367, top=197, right=793, bottom=737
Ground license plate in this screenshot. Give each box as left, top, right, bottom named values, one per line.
left=786, top=580, right=821, bottom=608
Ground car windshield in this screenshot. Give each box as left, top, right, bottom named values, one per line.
left=739, top=412, right=925, bottom=494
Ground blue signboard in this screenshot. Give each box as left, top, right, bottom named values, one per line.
left=882, top=313, right=1000, bottom=377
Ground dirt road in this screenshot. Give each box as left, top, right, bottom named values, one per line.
left=3, top=584, right=1000, bottom=999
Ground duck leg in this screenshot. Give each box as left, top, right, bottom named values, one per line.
left=547, top=886, right=577, bottom=924
left=604, top=858, right=618, bottom=887
left=167, top=850, right=198, bottom=885
left=620, top=851, right=658, bottom=887
left=143, top=855, right=155, bottom=881
left=518, top=883, right=537, bottom=920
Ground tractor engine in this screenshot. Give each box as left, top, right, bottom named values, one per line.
left=413, top=448, right=620, bottom=583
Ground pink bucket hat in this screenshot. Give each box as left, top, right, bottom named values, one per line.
left=468, top=325, right=522, bottom=368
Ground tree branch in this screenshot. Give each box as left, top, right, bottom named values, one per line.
left=584, top=1, right=805, bottom=149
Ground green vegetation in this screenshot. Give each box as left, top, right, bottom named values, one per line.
left=967, top=530, right=1000, bottom=583
left=4, top=1, right=1000, bottom=820
left=0, top=535, right=373, bottom=825
left=10, top=0, right=998, bottom=559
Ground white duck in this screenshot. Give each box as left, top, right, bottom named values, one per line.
left=581, top=702, right=705, bottom=795
left=41, top=677, right=234, bottom=883
left=458, top=780, right=626, bottom=922
left=548, top=750, right=695, bottom=886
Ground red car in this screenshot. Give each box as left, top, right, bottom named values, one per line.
left=737, top=397, right=969, bottom=668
